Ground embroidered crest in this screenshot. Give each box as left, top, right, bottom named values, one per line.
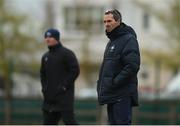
left=45, top=57, right=48, bottom=62
left=109, top=45, right=115, bottom=52
left=46, top=32, right=51, bottom=37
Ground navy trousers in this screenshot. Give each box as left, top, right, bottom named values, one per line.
left=107, top=96, right=132, bottom=125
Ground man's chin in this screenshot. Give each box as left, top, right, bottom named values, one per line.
left=106, top=29, right=112, bottom=32
left=47, top=44, right=54, bottom=47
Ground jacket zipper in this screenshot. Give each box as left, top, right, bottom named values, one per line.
left=98, top=41, right=112, bottom=99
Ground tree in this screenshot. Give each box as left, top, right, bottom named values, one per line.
left=44, top=0, right=56, bottom=28
left=0, top=0, right=41, bottom=124
left=136, top=0, right=180, bottom=74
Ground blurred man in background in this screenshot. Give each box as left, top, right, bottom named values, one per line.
left=97, top=9, right=140, bottom=125
left=40, top=28, right=80, bottom=125
left=0, top=74, right=4, bottom=96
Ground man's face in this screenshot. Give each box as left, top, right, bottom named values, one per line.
left=45, top=37, right=58, bottom=46
left=103, top=14, right=120, bottom=32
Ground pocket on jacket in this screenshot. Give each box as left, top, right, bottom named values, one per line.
left=101, top=77, right=113, bottom=93
left=103, top=77, right=112, bottom=86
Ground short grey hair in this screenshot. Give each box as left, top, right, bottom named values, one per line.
left=104, top=9, right=122, bottom=23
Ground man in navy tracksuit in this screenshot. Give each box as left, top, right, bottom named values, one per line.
left=40, top=28, right=80, bottom=125
left=97, top=9, right=140, bottom=125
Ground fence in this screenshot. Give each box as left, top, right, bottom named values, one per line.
left=0, top=98, right=100, bottom=125
left=133, top=99, right=180, bottom=125
left=1, top=98, right=180, bottom=124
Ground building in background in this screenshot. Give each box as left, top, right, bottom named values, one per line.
left=4, top=0, right=175, bottom=99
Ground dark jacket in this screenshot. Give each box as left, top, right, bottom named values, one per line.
left=40, top=42, right=80, bottom=111
left=97, top=23, right=140, bottom=106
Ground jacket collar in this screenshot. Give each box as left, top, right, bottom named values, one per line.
left=106, top=24, right=122, bottom=41
left=106, top=23, right=137, bottom=41
left=48, top=42, right=62, bottom=52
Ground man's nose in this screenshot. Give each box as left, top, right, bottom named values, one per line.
left=104, top=22, right=109, bottom=26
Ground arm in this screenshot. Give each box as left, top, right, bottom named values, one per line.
left=113, top=37, right=140, bottom=87
left=63, top=50, right=80, bottom=89
left=40, top=55, right=46, bottom=88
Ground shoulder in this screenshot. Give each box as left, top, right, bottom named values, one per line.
left=122, top=34, right=140, bottom=54
left=127, top=34, right=138, bottom=46
left=116, top=34, right=137, bottom=48
left=122, top=34, right=136, bottom=42
left=120, top=33, right=138, bottom=47
left=61, top=46, right=76, bottom=57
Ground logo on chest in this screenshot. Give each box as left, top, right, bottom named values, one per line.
left=109, top=45, right=115, bottom=52
left=45, top=57, right=48, bottom=62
